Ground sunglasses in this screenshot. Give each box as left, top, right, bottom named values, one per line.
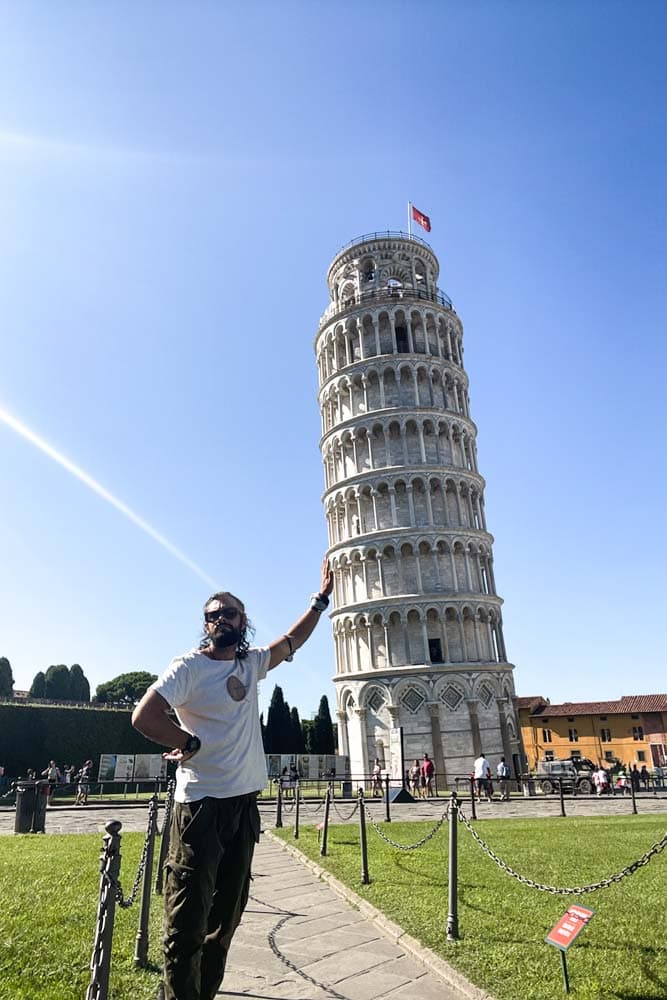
left=204, top=606, right=242, bottom=624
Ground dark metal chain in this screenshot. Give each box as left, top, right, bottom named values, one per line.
left=331, top=800, right=359, bottom=822
left=297, top=795, right=325, bottom=815
left=159, top=779, right=175, bottom=837
left=457, top=806, right=667, bottom=895
left=107, top=797, right=158, bottom=908
left=364, top=805, right=448, bottom=851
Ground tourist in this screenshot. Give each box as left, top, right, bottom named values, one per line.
left=421, top=752, right=435, bottom=797
left=639, top=764, right=650, bottom=790
left=593, top=765, right=609, bottom=796
left=372, top=758, right=383, bottom=797
left=409, top=759, right=421, bottom=797
left=473, top=753, right=491, bottom=802
left=75, top=760, right=93, bottom=805
left=131, top=558, right=333, bottom=1000
left=496, top=756, right=511, bottom=800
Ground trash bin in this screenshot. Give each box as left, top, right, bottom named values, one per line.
left=341, top=780, right=353, bottom=799
left=33, top=781, right=49, bottom=833
left=14, top=782, right=36, bottom=833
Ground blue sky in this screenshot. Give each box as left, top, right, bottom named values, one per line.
left=1, top=2, right=665, bottom=720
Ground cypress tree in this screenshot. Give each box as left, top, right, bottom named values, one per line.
left=0, top=657, right=13, bottom=699
left=44, top=664, right=72, bottom=700
left=312, top=695, right=335, bottom=754
left=30, top=671, right=46, bottom=698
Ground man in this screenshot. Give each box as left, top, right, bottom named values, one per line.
left=421, top=752, right=435, bottom=797
left=473, top=752, right=491, bottom=802
left=496, top=756, right=511, bottom=800
left=75, top=759, right=93, bottom=805
left=132, top=558, right=333, bottom=1000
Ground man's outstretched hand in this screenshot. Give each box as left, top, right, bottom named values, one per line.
left=320, top=556, right=334, bottom=597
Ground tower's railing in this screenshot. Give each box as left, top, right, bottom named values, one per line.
left=331, top=230, right=435, bottom=256
left=319, top=283, right=453, bottom=327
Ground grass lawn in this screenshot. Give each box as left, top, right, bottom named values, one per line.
left=274, top=813, right=667, bottom=1000
left=0, top=833, right=164, bottom=1000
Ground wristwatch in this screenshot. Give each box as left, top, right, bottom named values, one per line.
left=310, top=592, right=330, bottom=613
left=182, top=734, right=201, bottom=756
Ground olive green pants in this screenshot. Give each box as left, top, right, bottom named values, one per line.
left=163, top=793, right=260, bottom=1000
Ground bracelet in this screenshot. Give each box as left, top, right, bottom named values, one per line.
left=310, top=592, right=330, bottom=613
left=284, top=634, right=295, bottom=661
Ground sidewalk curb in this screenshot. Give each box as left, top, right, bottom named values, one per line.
left=265, top=829, right=495, bottom=1000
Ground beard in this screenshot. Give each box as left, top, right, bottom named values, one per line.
left=210, top=625, right=241, bottom=650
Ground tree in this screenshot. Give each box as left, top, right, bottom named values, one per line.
left=69, top=664, right=90, bottom=702
left=264, top=685, right=292, bottom=752
left=29, top=671, right=46, bottom=698
left=0, top=657, right=13, bottom=699
left=312, top=695, right=335, bottom=754
left=44, top=664, right=72, bottom=700
left=95, top=671, right=157, bottom=705
left=290, top=706, right=306, bottom=753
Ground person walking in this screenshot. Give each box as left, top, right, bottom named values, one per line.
left=496, top=756, right=511, bottom=800
left=75, top=760, right=93, bottom=805
left=132, top=558, right=333, bottom=1000
left=372, top=758, right=383, bottom=797
left=473, top=753, right=491, bottom=802
left=421, top=753, right=435, bottom=797
left=408, top=759, right=421, bottom=797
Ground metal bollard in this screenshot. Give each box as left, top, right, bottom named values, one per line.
left=134, top=795, right=158, bottom=968
left=469, top=777, right=477, bottom=820
left=559, top=778, right=566, bottom=817
left=358, top=789, right=370, bottom=885
left=446, top=792, right=459, bottom=941
left=86, top=820, right=122, bottom=1000
left=275, top=782, right=283, bottom=828
left=384, top=773, right=391, bottom=823
left=294, top=781, right=300, bottom=839
left=320, top=785, right=331, bottom=857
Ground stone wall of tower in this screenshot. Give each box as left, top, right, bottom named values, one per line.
left=315, top=233, right=522, bottom=783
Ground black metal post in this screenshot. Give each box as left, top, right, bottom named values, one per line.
left=294, top=781, right=300, bottom=839
left=446, top=792, right=459, bottom=941
left=320, top=785, right=331, bottom=856
left=469, top=777, right=477, bottom=820
left=86, top=820, right=122, bottom=1000
left=134, top=795, right=158, bottom=967
left=358, top=789, right=370, bottom=884
left=630, top=776, right=638, bottom=815
left=559, top=778, right=566, bottom=817
left=560, top=950, right=570, bottom=993
left=275, top=781, right=283, bottom=828
left=384, top=774, right=391, bottom=823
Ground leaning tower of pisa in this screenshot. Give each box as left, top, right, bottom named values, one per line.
left=315, top=231, right=523, bottom=785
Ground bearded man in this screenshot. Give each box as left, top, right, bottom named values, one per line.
left=132, top=558, right=333, bottom=1000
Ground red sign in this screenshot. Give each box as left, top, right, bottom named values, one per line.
left=545, top=905, right=595, bottom=951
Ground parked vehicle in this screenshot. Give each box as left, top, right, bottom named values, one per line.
left=535, top=758, right=594, bottom=795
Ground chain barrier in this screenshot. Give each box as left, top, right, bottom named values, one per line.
left=159, top=779, right=175, bottom=837
left=457, top=804, right=667, bottom=895
left=331, top=800, right=359, bottom=822
left=281, top=797, right=296, bottom=813
left=106, top=796, right=158, bottom=909
left=364, top=803, right=449, bottom=851
left=296, top=795, right=326, bottom=816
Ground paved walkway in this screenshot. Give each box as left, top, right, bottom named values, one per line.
left=218, top=833, right=481, bottom=1000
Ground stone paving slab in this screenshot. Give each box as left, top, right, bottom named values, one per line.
left=219, top=834, right=480, bottom=1000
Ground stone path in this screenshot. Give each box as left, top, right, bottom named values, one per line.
left=218, top=833, right=479, bottom=1000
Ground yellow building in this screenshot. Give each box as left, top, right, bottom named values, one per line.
left=518, top=694, right=667, bottom=772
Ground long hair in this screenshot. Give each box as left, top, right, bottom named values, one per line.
left=199, top=590, right=255, bottom=660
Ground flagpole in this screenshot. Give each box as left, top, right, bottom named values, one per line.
left=407, top=201, right=412, bottom=238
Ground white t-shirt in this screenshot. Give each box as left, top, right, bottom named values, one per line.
left=474, top=756, right=490, bottom=779
left=150, top=646, right=270, bottom=803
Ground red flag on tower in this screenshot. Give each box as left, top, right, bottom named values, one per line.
left=411, top=204, right=431, bottom=232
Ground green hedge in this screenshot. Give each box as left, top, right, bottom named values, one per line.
left=0, top=703, right=161, bottom=778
